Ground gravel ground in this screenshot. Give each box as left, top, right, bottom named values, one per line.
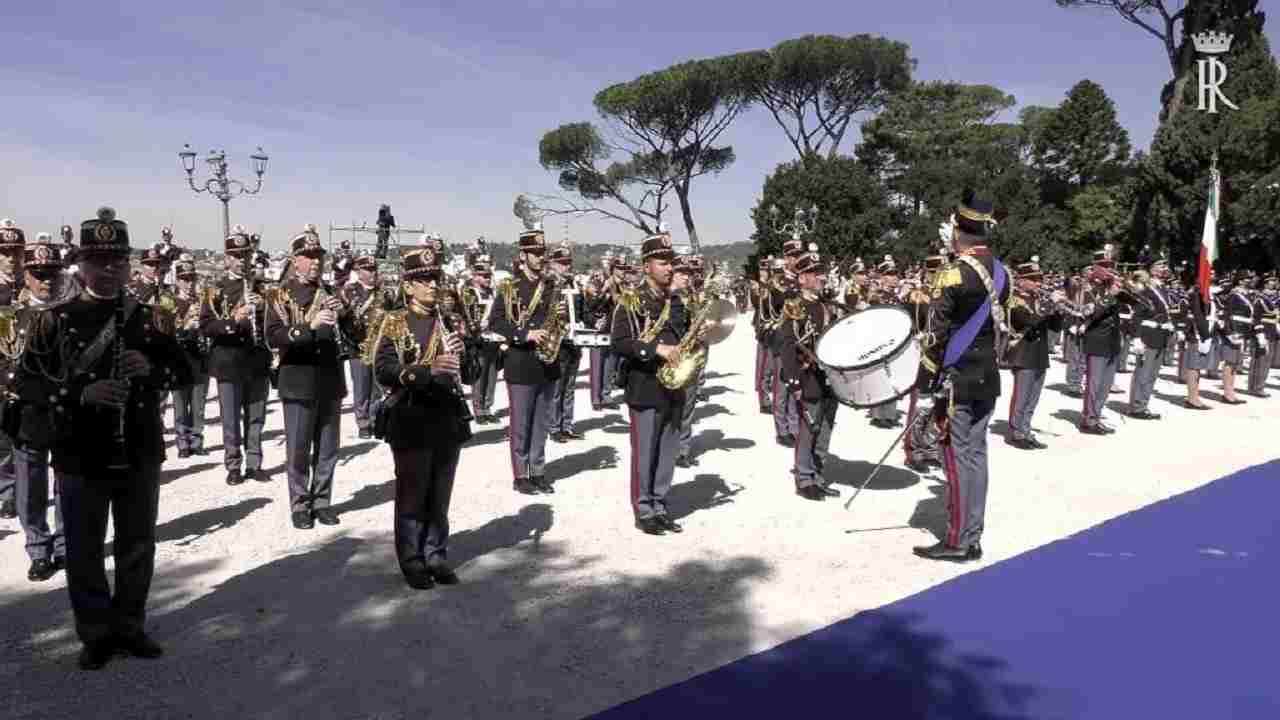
left=1, top=329, right=1276, bottom=720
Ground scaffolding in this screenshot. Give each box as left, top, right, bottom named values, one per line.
left=327, top=222, right=427, bottom=280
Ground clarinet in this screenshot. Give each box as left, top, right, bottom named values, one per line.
left=107, top=293, right=130, bottom=470
left=437, top=311, right=474, bottom=423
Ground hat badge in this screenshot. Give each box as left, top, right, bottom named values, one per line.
left=95, top=223, right=116, bottom=243
left=235, top=235, right=247, bottom=248
left=34, top=246, right=51, bottom=263
left=0, top=229, right=17, bottom=243
left=421, top=249, right=435, bottom=266
left=660, top=235, right=671, bottom=248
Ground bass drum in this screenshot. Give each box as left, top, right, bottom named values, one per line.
left=815, top=306, right=920, bottom=408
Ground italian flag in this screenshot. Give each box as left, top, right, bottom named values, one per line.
left=1197, top=162, right=1220, bottom=306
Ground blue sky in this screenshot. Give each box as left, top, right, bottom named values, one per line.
left=1, top=1, right=1274, bottom=253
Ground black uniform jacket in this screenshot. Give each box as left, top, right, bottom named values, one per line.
left=14, top=292, right=192, bottom=471
left=610, top=284, right=686, bottom=412
left=373, top=308, right=477, bottom=449
left=1220, top=290, right=1257, bottom=350
left=342, top=281, right=398, bottom=353
left=488, top=270, right=561, bottom=385
left=778, top=294, right=840, bottom=402
left=1133, top=284, right=1175, bottom=348
left=173, top=291, right=208, bottom=376
left=1082, top=287, right=1124, bottom=358
left=1185, top=291, right=1213, bottom=345
left=200, top=276, right=271, bottom=383
left=1006, top=293, right=1063, bottom=371
left=265, top=279, right=356, bottom=402
left=918, top=248, right=1011, bottom=403
left=1257, top=294, right=1279, bottom=342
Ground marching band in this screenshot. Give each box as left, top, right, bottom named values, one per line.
left=0, top=197, right=1277, bottom=671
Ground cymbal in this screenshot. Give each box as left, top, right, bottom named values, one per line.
left=702, top=298, right=738, bottom=346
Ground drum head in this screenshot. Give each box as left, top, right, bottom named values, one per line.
left=816, top=306, right=914, bottom=372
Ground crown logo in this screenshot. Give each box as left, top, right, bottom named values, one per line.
left=1193, top=31, right=1233, bottom=55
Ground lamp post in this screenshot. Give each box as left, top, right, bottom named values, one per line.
left=768, top=203, right=819, bottom=243
left=178, top=144, right=269, bottom=241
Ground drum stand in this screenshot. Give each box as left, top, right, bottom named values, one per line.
left=843, top=420, right=913, bottom=511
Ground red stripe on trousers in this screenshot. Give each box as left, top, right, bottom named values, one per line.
left=506, top=384, right=521, bottom=480
left=943, top=440, right=962, bottom=547
left=1082, top=354, right=1092, bottom=426
left=903, top=388, right=918, bottom=460
left=794, top=391, right=804, bottom=481
left=628, top=409, right=640, bottom=513
left=1008, top=371, right=1020, bottom=430
left=755, top=344, right=764, bottom=395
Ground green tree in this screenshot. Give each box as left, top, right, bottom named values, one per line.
left=751, top=155, right=893, bottom=266
left=1033, top=80, right=1131, bottom=190
left=747, top=34, right=914, bottom=162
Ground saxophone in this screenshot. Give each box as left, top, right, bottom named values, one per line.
left=534, top=275, right=567, bottom=364
left=657, top=299, right=716, bottom=390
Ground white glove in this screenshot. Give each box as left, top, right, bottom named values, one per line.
left=1198, top=339, right=1212, bottom=355
left=1133, top=341, right=1147, bottom=355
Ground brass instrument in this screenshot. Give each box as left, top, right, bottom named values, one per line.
left=657, top=297, right=738, bottom=390
left=534, top=275, right=568, bottom=364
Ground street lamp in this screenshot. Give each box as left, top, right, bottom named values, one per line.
left=769, top=203, right=820, bottom=242
left=178, top=143, right=269, bottom=241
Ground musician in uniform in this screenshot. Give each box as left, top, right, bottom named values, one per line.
left=1245, top=274, right=1272, bottom=398
left=16, top=207, right=191, bottom=668
left=672, top=253, right=701, bottom=467
left=612, top=232, right=687, bottom=535
left=751, top=256, right=777, bottom=415
left=903, top=256, right=945, bottom=470
left=265, top=225, right=356, bottom=529
left=372, top=248, right=477, bottom=589
left=1005, top=261, right=1064, bottom=449
left=488, top=226, right=564, bottom=495
left=1127, top=260, right=1176, bottom=418
left=546, top=243, right=584, bottom=443
left=170, top=256, right=209, bottom=457
left=584, top=256, right=619, bottom=412
left=778, top=249, right=841, bottom=500
left=1078, top=262, right=1129, bottom=435
left=768, top=243, right=804, bottom=446
left=913, top=193, right=1008, bottom=562
left=0, top=220, right=24, bottom=521
left=343, top=254, right=394, bottom=439
left=1262, top=274, right=1280, bottom=373
left=1061, top=271, right=1088, bottom=397
left=869, top=256, right=903, bottom=428
left=462, top=256, right=501, bottom=423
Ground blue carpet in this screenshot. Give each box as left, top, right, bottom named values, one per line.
left=590, top=460, right=1280, bottom=720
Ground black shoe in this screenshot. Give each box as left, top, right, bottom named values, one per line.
left=968, top=543, right=983, bottom=561
left=815, top=485, right=840, bottom=497
left=912, top=542, right=974, bottom=562
left=655, top=516, right=683, bottom=533
left=1248, top=391, right=1270, bottom=399
left=675, top=455, right=693, bottom=469
left=358, top=427, right=373, bottom=440
left=531, top=475, right=555, bottom=494
left=1129, top=409, right=1161, bottom=420
left=28, top=558, right=57, bottom=582
left=226, top=469, right=244, bottom=486
left=193, top=447, right=208, bottom=456
left=291, top=511, right=314, bottom=530
left=759, top=406, right=773, bottom=415
left=115, top=632, right=164, bottom=659
left=51, top=556, right=66, bottom=572
left=177, top=448, right=191, bottom=459
left=400, top=559, right=435, bottom=590
left=513, top=478, right=538, bottom=495
left=1006, top=436, right=1036, bottom=450
left=565, top=430, right=584, bottom=440
left=0, top=499, right=15, bottom=519
left=776, top=434, right=795, bottom=448
left=1026, top=436, right=1048, bottom=450
left=1079, top=423, right=1108, bottom=436
left=906, top=459, right=933, bottom=472
left=635, top=518, right=665, bottom=535
left=795, top=486, right=824, bottom=501
left=426, top=559, right=460, bottom=585
left=78, top=642, right=114, bottom=671
left=1096, top=421, right=1117, bottom=434
left=550, top=431, right=568, bottom=443
left=251, top=469, right=270, bottom=482
left=313, top=508, right=340, bottom=526
left=1183, top=400, right=1212, bottom=410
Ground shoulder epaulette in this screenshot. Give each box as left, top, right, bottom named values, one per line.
left=618, top=288, right=641, bottom=313
left=932, top=265, right=963, bottom=296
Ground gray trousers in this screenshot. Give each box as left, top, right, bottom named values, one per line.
left=471, top=349, right=500, bottom=416
left=942, top=397, right=995, bottom=549
left=1047, top=329, right=1060, bottom=356
left=0, top=431, right=14, bottom=504
left=628, top=405, right=681, bottom=520
left=1064, top=333, right=1085, bottom=390
left=1083, top=353, right=1118, bottom=426
left=678, top=365, right=707, bottom=458
left=392, top=443, right=461, bottom=564
left=793, top=394, right=838, bottom=489
left=1116, top=335, right=1132, bottom=373
left=1128, top=345, right=1166, bottom=412
left=16, top=445, right=64, bottom=562
left=1272, top=339, right=1280, bottom=369
left=1008, top=368, right=1046, bottom=439
left=172, top=373, right=209, bottom=452
left=60, top=464, right=161, bottom=645
left=770, top=352, right=798, bottom=438
left=756, top=341, right=774, bottom=409
left=1247, top=345, right=1271, bottom=393
left=870, top=399, right=901, bottom=423
left=217, top=377, right=268, bottom=472
left=283, top=396, right=342, bottom=511
left=349, top=358, right=376, bottom=431
left=1164, top=334, right=1179, bottom=367
left=507, top=381, right=555, bottom=480
left=603, top=351, right=620, bottom=395
left=588, top=348, right=610, bottom=408
left=548, top=346, right=582, bottom=434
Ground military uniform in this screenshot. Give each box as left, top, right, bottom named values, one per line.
left=674, top=260, right=708, bottom=465
left=1245, top=279, right=1272, bottom=397
left=778, top=252, right=841, bottom=500
left=750, top=267, right=777, bottom=414
left=461, top=262, right=501, bottom=422
left=914, top=195, right=1008, bottom=561
left=488, top=228, right=563, bottom=495
left=1127, top=270, right=1175, bottom=417
left=373, top=249, right=477, bottom=589
left=265, top=227, right=356, bottom=528
left=1262, top=279, right=1280, bottom=371
left=343, top=256, right=396, bottom=438
left=1062, top=276, right=1088, bottom=395
left=546, top=244, right=584, bottom=442
left=612, top=233, right=686, bottom=535
left=1005, top=263, right=1063, bottom=449
left=585, top=269, right=619, bottom=411
left=767, top=256, right=801, bottom=445
left=1217, top=283, right=1255, bottom=378
left=904, top=258, right=945, bottom=469
left=0, top=220, right=23, bottom=521
left=15, top=208, right=191, bottom=667
left=200, top=232, right=272, bottom=484
left=171, top=262, right=210, bottom=457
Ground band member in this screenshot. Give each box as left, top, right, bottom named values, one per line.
left=129, top=245, right=172, bottom=303
left=1062, top=272, right=1088, bottom=397
left=16, top=207, right=191, bottom=668
left=372, top=248, right=476, bottom=589
left=265, top=225, right=356, bottom=529
left=769, top=244, right=803, bottom=445
left=869, top=256, right=903, bottom=428
left=1079, top=262, right=1128, bottom=435
left=343, top=254, right=394, bottom=439
left=672, top=254, right=700, bottom=466
left=585, top=256, right=619, bottom=412
left=488, top=226, right=565, bottom=494
left=1245, top=274, right=1272, bottom=397
left=752, top=257, right=778, bottom=414
left=460, top=257, right=500, bottom=423
left=0, top=220, right=23, bottom=520
left=904, top=256, right=944, bottom=470
left=779, top=249, right=841, bottom=500
left=546, top=243, right=584, bottom=442
left=170, top=257, right=209, bottom=457
left=1127, top=260, right=1175, bottom=418
left=914, top=192, right=1009, bottom=562
left=7, top=232, right=71, bottom=581
left=1005, top=261, right=1063, bottom=449
left=612, top=231, right=686, bottom=535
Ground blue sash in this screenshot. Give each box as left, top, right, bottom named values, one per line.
left=943, top=260, right=1006, bottom=369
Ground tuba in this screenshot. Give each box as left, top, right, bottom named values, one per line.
left=657, top=297, right=737, bottom=390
